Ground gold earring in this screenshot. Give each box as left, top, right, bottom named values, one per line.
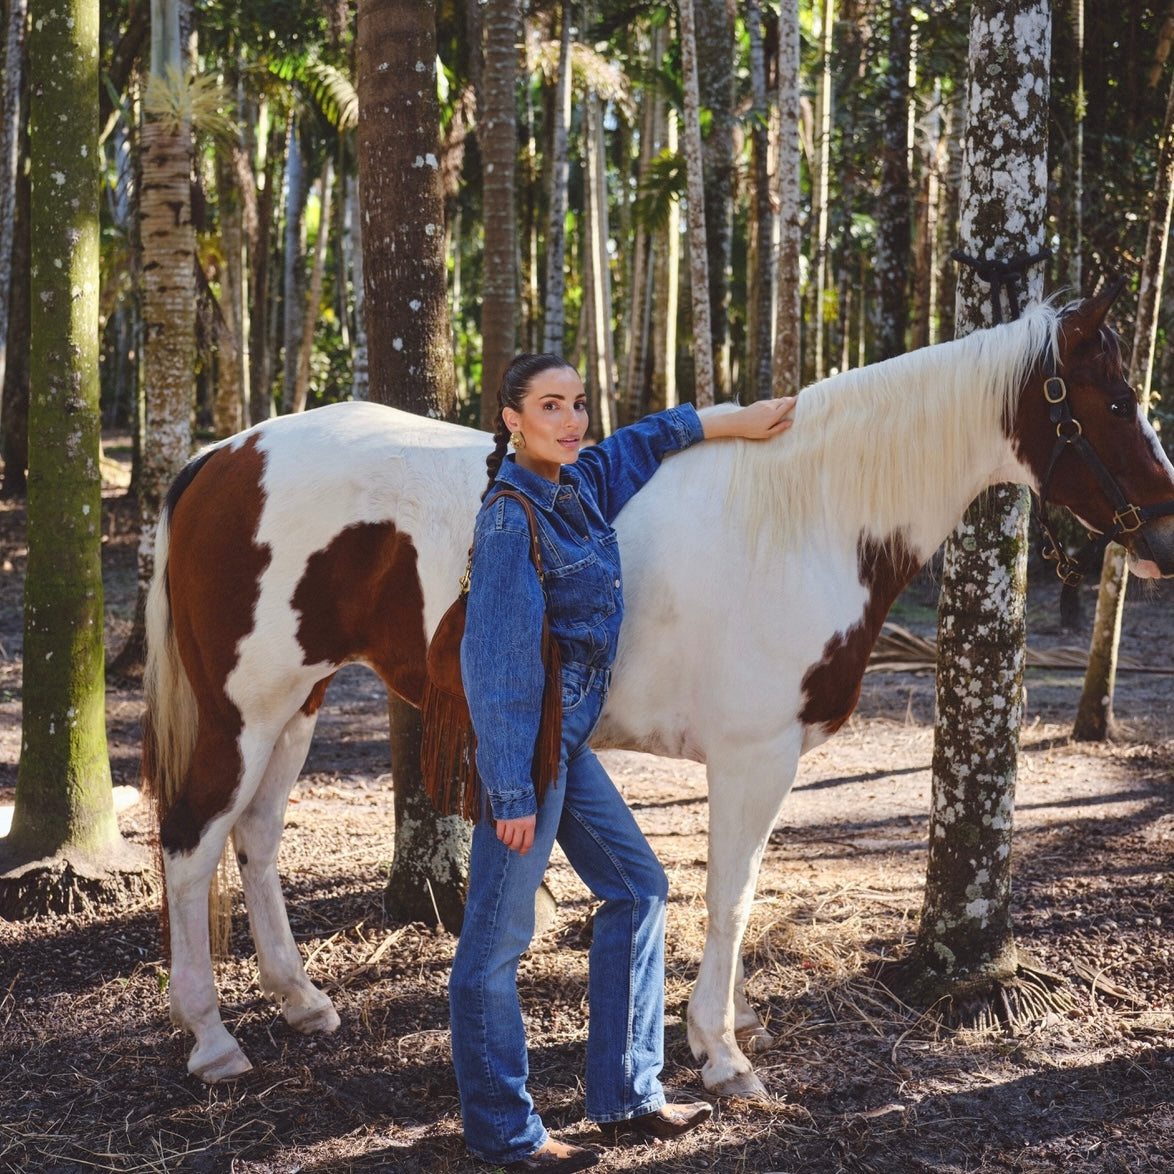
left=510, top=430, right=526, bottom=451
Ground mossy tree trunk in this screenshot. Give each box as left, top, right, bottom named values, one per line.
left=357, top=0, right=469, bottom=932
left=0, top=0, right=149, bottom=917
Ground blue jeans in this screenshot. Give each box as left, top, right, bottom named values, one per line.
left=448, top=664, right=669, bottom=1164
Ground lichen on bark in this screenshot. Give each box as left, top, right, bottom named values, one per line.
left=891, top=0, right=1067, bottom=1022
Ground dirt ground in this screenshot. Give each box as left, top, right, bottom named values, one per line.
left=2, top=484, right=1174, bottom=1173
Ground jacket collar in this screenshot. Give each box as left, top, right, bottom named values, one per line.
left=491, top=455, right=576, bottom=512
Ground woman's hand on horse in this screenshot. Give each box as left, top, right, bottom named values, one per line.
left=702, top=397, right=796, bottom=441
left=496, top=814, right=537, bottom=855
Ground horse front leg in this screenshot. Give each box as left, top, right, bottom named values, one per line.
left=688, top=736, right=801, bottom=1099
left=233, top=711, right=340, bottom=1037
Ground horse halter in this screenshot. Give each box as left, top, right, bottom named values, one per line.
left=1034, top=347, right=1174, bottom=584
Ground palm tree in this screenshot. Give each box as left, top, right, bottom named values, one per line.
left=113, top=0, right=195, bottom=677
left=357, top=0, right=468, bottom=931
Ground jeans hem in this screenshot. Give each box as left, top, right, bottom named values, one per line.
left=585, top=1092, right=666, bottom=1125
left=466, top=1126, right=550, bottom=1167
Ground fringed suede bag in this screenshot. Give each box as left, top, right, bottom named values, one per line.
left=421, top=490, right=563, bottom=820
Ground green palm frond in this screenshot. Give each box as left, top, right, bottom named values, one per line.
left=144, top=65, right=238, bottom=148
left=531, top=39, right=635, bottom=122
left=269, top=56, right=357, bottom=132
left=632, top=149, right=684, bottom=230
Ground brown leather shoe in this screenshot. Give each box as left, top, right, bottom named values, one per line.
left=599, top=1098, right=714, bottom=1144
left=504, top=1137, right=601, bottom=1171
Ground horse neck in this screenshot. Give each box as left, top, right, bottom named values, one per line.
left=732, top=314, right=1050, bottom=564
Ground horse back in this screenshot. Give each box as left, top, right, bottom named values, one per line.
left=165, top=403, right=489, bottom=716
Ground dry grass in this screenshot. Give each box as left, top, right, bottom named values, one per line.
left=3, top=759, right=1174, bottom=1173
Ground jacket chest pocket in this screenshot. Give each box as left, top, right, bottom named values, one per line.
left=545, top=531, right=621, bottom=633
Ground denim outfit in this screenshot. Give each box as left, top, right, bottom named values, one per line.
left=450, top=405, right=705, bottom=1164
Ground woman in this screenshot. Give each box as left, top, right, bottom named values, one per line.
left=450, top=353, right=795, bottom=1172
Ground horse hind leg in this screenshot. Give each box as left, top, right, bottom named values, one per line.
left=233, top=706, right=340, bottom=1038
left=164, top=807, right=255, bottom=1082
left=688, top=735, right=801, bottom=1100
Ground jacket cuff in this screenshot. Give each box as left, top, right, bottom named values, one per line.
left=486, top=784, right=539, bottom=821
left=667, top=403, right=705, bottom=449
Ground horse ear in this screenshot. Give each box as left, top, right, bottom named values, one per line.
left=1062, top=275, right=1129, bottom=349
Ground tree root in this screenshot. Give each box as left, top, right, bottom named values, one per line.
left=0, top=849, right=155, bottom=919
left=877, top=951, right=1078, bottom=1034
left=956, top=960, right=1079, bottom=1033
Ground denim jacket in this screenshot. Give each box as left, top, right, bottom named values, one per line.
left=460, top=404, right=705, bottom=819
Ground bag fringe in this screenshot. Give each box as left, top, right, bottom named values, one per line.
left=532, top=631, right=562, bottom=807
left=420, top=677, right=481, bottom=821
left=421, top=488, right=567, bottom=822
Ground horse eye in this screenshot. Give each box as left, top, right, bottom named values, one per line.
left=1109, top=396, right=1136, bottom=419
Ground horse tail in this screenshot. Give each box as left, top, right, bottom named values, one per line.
left=142, top=503, right=198, bottom=824
left=142, top=449, right=233, bottom=956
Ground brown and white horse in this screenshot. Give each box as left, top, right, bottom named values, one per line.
left=143, top=285, right=1174, bottom=1093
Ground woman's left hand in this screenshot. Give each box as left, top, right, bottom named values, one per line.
left=496, top=814, right=537, bottom=855
left=701, top=397, right=796, bottom=441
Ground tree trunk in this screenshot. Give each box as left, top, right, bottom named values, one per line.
left=291, top=155, right=334, bottom=414
left=1068, top=0, right=1085, bottom=295
left=1073, top=67, right=1174, bottom=741
left=1, top=94, right=30, bottom=499
left=911, top=74, right=942, bottom=351
left=810, top=0, right=834, bottom=384
left=936, top=85, right=963, bottom=344
left=113, top=2, right=196, bottom=681
left=772, top=0, right=802, bottom=398
left=541, top=0, right=572, bottom=356
left=348, top=173, right=368, bottom=401
left=478, top=0, right=519, bottom=428
left=0, top=0, right=149, bottom=915
left=583, top=92, right=616, bottom=435
left=694, top=0, right=734, bottom=401
left=648, top=108, right=678, bottom=413
left=357, top=0, right=468, bottom=931
left=746, top=0, right=773, bottom=401
left=677, top=0, right=714, bottom=406
left=901, top=0, right=1055, bottom=1016
left=874, top=0, right=912, bottom=360
left=0, top=0, right=29, bottom=421
left=620, top=17, right=660, bottom=423
left=249, top=112, right=283, bottom=424
left=213, top=141, right=248, bottom=437
left=281, top=119, right=308, bottom=413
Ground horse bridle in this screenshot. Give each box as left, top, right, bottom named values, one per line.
left=1034, top=347, right=1174, bottom=584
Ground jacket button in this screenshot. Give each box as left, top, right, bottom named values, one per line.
left=614, top=579, right=621, bottom=588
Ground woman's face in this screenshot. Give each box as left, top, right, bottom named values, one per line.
left=502, top=367, right=588, bottom=482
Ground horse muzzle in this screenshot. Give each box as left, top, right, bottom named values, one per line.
left=1125, top=514, right=1174, bottom=579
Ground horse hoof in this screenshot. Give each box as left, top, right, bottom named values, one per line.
left=706, top=1067, right=769, bottom=1102
left=285, top=1000, right=341, bottom=1035
left=189, top=1041, right=253, bottom=1083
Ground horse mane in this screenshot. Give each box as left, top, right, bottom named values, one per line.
left=721, top=301, right=1063, bottom=554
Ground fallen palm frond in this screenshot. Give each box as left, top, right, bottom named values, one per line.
left=868, top=622, right=1170, bottom=674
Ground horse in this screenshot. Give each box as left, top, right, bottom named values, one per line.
left=142, top=283, right=1174, bottom=1093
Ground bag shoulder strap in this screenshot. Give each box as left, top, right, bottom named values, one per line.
left=458, top=488, right=546, bottom=596
left=485, top=488, right=547, bottom=583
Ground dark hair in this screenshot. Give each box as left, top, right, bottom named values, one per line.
left=483, top=353, right=577, bottom=497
